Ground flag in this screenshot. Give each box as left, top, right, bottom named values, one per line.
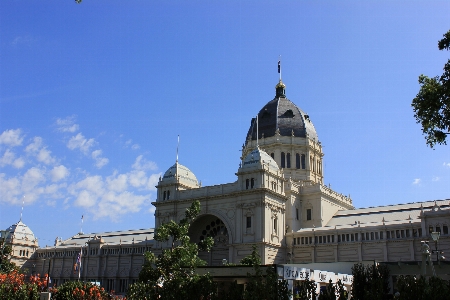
left=74, top=248, right=82, bottom=278
left=278, top=60, right=281, bottom=73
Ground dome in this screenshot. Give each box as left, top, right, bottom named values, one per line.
left=245, top=81, right=318, bottom=142
left=160, top=162, right=199, bottom=188
left=4, top=220, right=37, bottom=244
left=240, top=147, right=279, bottom=173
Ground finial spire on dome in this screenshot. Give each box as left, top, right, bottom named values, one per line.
left=20, top=196, right=25, bottom=221
left=176, top=135, right=180, bottom=163
left=276, top=58, right=286, bottom=98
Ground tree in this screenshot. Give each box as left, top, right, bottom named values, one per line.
left=395, top=275, right=450, bottom=300
left=412, top=30, right=450, bottom=148
left=351, top=263, right=390, bottom=300
left=0, top=234, right=17, bottom=274
left=127, top=200, right=216, bottom=300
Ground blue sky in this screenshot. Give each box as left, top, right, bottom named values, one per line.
left=1, top=1, right=449, bottom=247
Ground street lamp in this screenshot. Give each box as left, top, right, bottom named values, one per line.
left=430, top=231, right=445, bottom=262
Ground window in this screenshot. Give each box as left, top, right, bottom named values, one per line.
left=436, top=226, right=441, bottom=233
left=163, top=191, right=166, bottom=200
left=301, top=154, right=306, bottom=169
left=167, top=191, right=170, bottom=200
left=429, top=226, right=434, bottom=234
left=444, top=225, right=449, bottom=235
left=306, top=209, right=312, bottom=221
left=246, top=179, right=249, bottom=189
left=246, top=216, right=251, bottom=228
left=296, top=153, right=300, bottom=169
left=251, top=178, right=255, bottom=189
left=273, top=218, right=277, bottom=233
left=287, top=153, right=291, bottom=168
left=319, top=236, right=322, bottom=243
left=281, top=152, right=285, bottom=168
left=296, top=208, right=299, bottom=220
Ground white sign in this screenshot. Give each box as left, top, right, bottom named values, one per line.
left=283, top=266, right=311, bottom=280
left=313, top=270, right=335, bottom=283
left=337, top=273, right=353, bottom=285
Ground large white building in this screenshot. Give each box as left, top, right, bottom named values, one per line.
left=4, top=75, right=450, bottom=293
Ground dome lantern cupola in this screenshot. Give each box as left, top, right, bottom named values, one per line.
left=275, top=79, right=286, bottom=98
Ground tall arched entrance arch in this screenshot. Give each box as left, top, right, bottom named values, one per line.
left=188, top=214, right=229, bottom=266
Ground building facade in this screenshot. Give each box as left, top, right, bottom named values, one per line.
left=4, top=75, right=450, bottom=293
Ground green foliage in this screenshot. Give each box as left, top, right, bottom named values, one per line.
left=0, top=236, right=18, bottom=274
left=240, top=245, right=261, bottom=266
left=412, top=29, right=450, bottom=148
left=395, top=275, right=450, bottom=300
left=293, top=275, right=317, bottom=300
left=128, top=200, right=216, bottom=300
left=51, top=280, right=109, bottom=300
left=351, top=263, right=390, bottom=300
left=318, top=279, right=347, bottom=300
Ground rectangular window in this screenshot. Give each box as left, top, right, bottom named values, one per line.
left=246, top=216, right=251, bottom=228
left=306, top=209, right=312, bottom=221
left=296, top=208, right=299, bottom=220
left=319, top=236, right=322, bottom=243
left=351, top=234, right=354, bottom=242
left=332, top=235, right=334, bottom=243
left=309, top=237, right=312, bottom=244
left=301, top=237, right=304, bottom=244
left=346, top=234, right=350, bottom=241
left=371, top=232, right=374, bottom=240
left=444, top=225, right=448, bottom=235
left=436, top=226, right=441, bottom=233
left=406, top=230, right=410, bottom=238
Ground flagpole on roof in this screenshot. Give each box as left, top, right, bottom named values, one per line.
left=278, top=56, right=282, bottom=81
left=20, top=196, right=25, bottom=222
left=176, top=135, right=179, bottom=163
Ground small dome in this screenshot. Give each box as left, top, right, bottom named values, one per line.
left=240, top=147, right=279, bottom=173
left=160, top=162, right=199, bottom=188
left=4, top=220, right=37, bottom=245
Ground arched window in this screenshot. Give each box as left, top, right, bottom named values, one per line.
left=246, top=179, right=249, bottom=189
left=281, top=152, right=285, bottom=168
left=286, top=153, right=291, bottom=168
left=296, top=153, right=300, bottom=169
left=301, top=154, right=306, bottom=169
left=163, top=191, right=166, bottom=200
left=251, top=178, right=255, bottom=189
left=167, top=191, right=170, bottom=200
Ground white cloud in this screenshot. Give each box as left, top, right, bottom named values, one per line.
left=56, top=115, right=79, bottom=133
left=37, top=148, right=55, bottom=165
left=50, top=165, right=69, bottom=182
left=75, top=190, right=97, bottom=208
left=147, top=173, right=161, bottom=191
left=25, top=137, right=56, bottom=165
left=444, top=162, right=450, bottom=168
left=412, top=178, right=421, bottom=185
left=131, top=144, right=140, bottom=150
left=11, top=35, right=36, bottom=47
left=92, top=150, right=109, bottom=169
left=22, top=167, right=46, bottom=192
left=67, top=133, right=95, bottom=154
left=0, top=173, right=21, bottom=204
left=432, top=176, right=440, bottom=182
left=0, top=149, right=16, bottom=166
left=25, top=137, right=43, bottom=153
left=106, top=173, right=128, bottom=192
left=0, top=129, right=24, bottom=147
left=132, top=155, right=157, bottom=171
left=12, top=157, right=25, bottom=169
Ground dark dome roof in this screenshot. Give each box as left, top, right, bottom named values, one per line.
left=246, top=93, right=318, bottom=141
